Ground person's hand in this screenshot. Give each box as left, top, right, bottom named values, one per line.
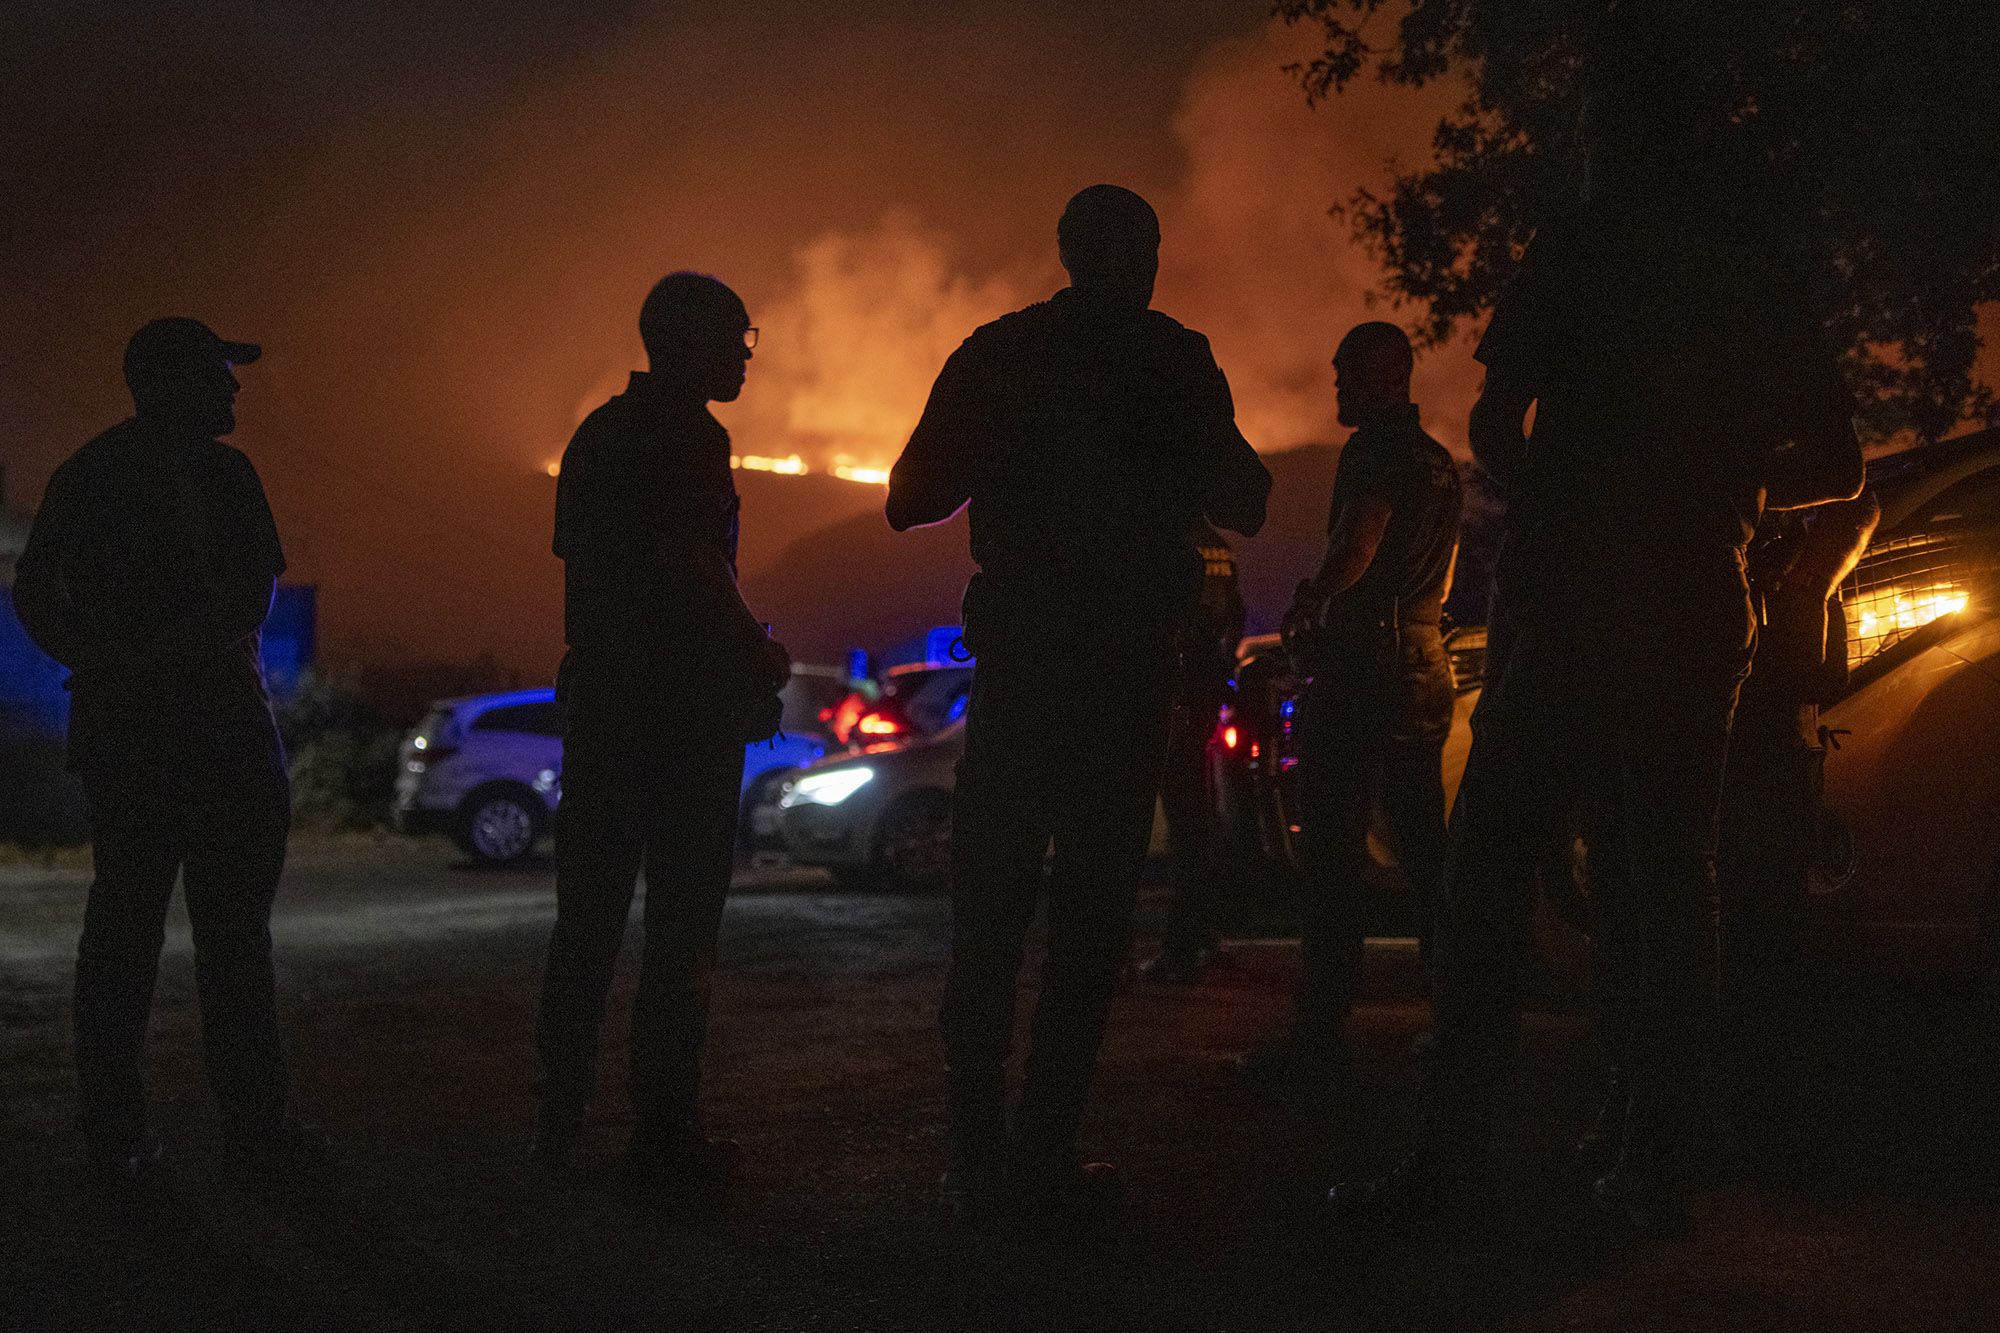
left=1281, top=582, right=1323, bottom=646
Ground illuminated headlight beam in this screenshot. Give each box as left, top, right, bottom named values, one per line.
left=781, top=766, right=875, bottom=807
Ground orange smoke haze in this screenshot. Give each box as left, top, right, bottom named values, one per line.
left=1, top=4, right=1472, bottom=680
left=731, top=22, right=1470, bottom=479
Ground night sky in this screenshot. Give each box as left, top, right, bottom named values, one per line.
left=6, top=2, right=1474, bottom=676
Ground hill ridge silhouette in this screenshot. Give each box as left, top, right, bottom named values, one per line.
left=742, top=443, right=1344, bottom=661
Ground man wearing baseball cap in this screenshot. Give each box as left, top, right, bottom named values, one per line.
left=15, top=317, right=313, bottom=1193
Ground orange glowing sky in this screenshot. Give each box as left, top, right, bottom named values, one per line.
left=7, top=3, right=1987, bottom=679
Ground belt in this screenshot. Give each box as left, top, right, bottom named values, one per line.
left=1325, top=604, right=1440, bottom=634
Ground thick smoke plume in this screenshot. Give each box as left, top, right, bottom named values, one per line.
left=740, top=20, right=1473, bottom=476
left=750, top=214, right=1040, bottom=473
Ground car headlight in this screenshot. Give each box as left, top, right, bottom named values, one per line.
left=781, top=766, right=875, bottom=807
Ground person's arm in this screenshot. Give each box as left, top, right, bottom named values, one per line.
left=1202, top=432, right=1271, bottom=538
left=1761, top=396, right=1865, bottom=511
left=1768, top=491, right=1879, bottom=703
left=1782, top=490, right=1879, bottom=601
left=1311, top=494, right=1393, bottom=598
left=139, top=452, right=286, bottom=665
left=1760, top=296, right=1866, bottom=510
left=887, top=345, right=982, bottom=532
left=11, top=461, right=129, bottom=675
left=139, top=571, right=275, bottom=664
left=1468, top=225, right=1561, bottom=495
left=1179, top=334, right=1270, bottom=537
left=1285, top=444, right=1395, bottom=642
left=685, top=541, right=790, bottom=690
left=1467, top=372, right=1534, bottom=493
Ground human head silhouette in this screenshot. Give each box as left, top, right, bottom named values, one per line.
left=1057, top=185, right=1160, bottom=322
left=123, top=316, right=259, bottom=439
left=639, top=272, right=755, bottom=404
left=1332, top=321, right=1413, bottom=427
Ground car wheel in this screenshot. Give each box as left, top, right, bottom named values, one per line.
left=876, top=790, right=953, bottom=893
left=739, top=768, right=793, bottom=854
left=456, top=787, right=541, bottom=865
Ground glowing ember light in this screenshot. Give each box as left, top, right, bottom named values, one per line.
left=832, top=464, right=891, bottom=485
left=1849, top=580, right=1969, bottom=665
left=734, top=453, right=808, bottom=475
left=718, top=454, right=893, bottom=485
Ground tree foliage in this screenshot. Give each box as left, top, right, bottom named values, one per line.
left=1275, top=0, right=2000, bottom=441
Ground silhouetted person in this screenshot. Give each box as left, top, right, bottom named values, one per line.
left=1327, top=61, right=1864, bottom=1237
left=888, top=185, right=1271, bottom=1232
left=1713, top=494, right=1876, bottom=1120
left=14, top=318, right=307, bottom=1191
left=1141, top=520, right=1246, bottom=984
left=1574, top=492, right=1876, bottom=1175
left=1237, top=322, right=1460, bottom=1084
left=534, top=273, right=789, bottom=1204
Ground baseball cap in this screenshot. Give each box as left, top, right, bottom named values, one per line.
left=123, top=316, right=261, bottom=386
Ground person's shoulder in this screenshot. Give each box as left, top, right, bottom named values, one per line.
left=205, top=438, right=261, bottom=474
left=1133, top=311, right=1222, bottom=379
left=71, top=417, right=146, bottom=460
left=578, top=391, right=635, bottom=434
left=964, top=300, right=1058, bottom=350
left=57, top=419, right=147, bottom=484
left=1139, top=309, right=1209, bottom=350
left=564, top=395, right=634, bottom=463
left=941, top=302, right=1062, bottom=382
left=1415, top=428, right=1461, bottom=490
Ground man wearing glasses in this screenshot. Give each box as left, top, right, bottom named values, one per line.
left=534, top=273, right=790, bottom=1205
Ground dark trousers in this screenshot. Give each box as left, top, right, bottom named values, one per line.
left=1431, top=559, right=1751, bottom=1163
left=1585, top=723, right=1818, bottom=1128
left=74, top=767, right=291, bottom=1152
left=1293, top=626, right=1453, bottom=1036
left=1717, top=725, right=1820, bottom=1101
left=537, top=691, right=744, bottom=1131
left=942, top=645, right=1175, bottom=1169
left=1157, top=693, right=1222, bottom=958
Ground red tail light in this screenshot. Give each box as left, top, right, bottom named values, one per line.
left=856, top=711, right=907, bottom=737
left=1221, top=725, right=1240, bottom=750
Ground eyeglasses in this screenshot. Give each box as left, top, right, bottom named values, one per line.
left=742, top=327, right=759, bottom=351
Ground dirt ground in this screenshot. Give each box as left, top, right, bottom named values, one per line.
left=3, top=833, right=1998, bottom=1331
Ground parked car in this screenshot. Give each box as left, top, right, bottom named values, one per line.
left=775, top=718, right=962, bottom=891
left=822, top=662, right=973, bottom=748
left=1809, top=428, right=2000, bottom=1012
left=1214, top=426, right=2000, bottom=1019
left=394, top=668, right=847, bottom=865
